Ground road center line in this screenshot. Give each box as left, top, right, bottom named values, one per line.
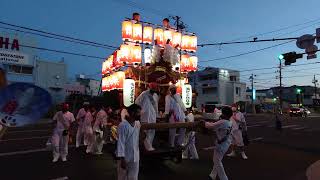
left=0, top=136, right=51, bottom=142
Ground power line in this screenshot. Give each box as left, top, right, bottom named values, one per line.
left=200, top=40, right=295, bottom=63
left=19, top=43, right=105, bottom=60
left=0, top=26, right=117, bottom=51
left=0, top=20, right=118, bottom=49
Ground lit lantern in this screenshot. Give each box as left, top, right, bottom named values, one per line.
left=119, top=44, right=131, bottom=63
left=188, top=56, right=198, bottom=71
left=132, top=23, right=142, bottom=43
left=189, top=35, right=197, bottom=52
left=102, top=76, right=111, bottom=92
left=154, top=28, right=164, bottom=46
left=180, top=54, right=190, bottom=72
left=123, top=79, right=135, bottom=107
left=173, top=32, right=182, bottom=48
left=164, top=29, right=173, bottom=45
left=109, top=71, right=125, bottom=90
left=181, top=35, right=190, bottom=51
left=144, top=47, right=152, bottom=65
left=122, top=20, right=132, bottom=41
left=176, top=79, right=186, bottom=94
left=143, top=26, right=153, bottom=44
left=113, top=50, right=123, bottom=68
left=182, top=84, right=192, bottom=108
left=131, top=45, right=142, bottom=64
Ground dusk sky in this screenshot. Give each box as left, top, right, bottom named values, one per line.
left=1, top=0, right=320, bottom=89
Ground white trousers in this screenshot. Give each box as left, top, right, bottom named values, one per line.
left=144, top=129, right=155, bottom=149
left=76, top=125, right=89, bottom=147
left=210, top=145, right=229, bottom=180
left=117, top=160, right=139, bottom=180
left=93, top=131, right=104, bottom=153
left=52, top=130, right=69, bottom=159
left=169, top=116, right=186, bottom=147
left=85, top=127, right=95, bottom=153
left=182, top=132, right=199, bottom=159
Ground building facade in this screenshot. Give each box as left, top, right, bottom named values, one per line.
left=189, top=67, right=246, bottom=108
left=0, top=32, right=67, bottom=104
left=75, top=74, right=101, bottom=96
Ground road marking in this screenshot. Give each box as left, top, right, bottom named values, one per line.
left=202, top=146, right=214, bottom=151
left=7, top=129, right=51, bottom=134
left=282, top=125, right=299, bottom=129
left=0, top=148, right=48, bottom=157
left=247, top=124, right=263, bottom=128
left=0, top=136, right=50, bottom=142
left=51, top=177, right=69, bottom=180
left=250, top=137, right=264, bottom=141
left=292, top=127, right=306, bottom=130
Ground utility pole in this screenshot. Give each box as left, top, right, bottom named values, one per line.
left=313, top=75, right=318, bottom=99
left=249, top=74, right=256, bottom=114
left=279, top=60, right=283, bottom=113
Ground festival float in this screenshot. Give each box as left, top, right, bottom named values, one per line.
left=101, top=17, right=197, bottom=112
left=102, top=14, right=200, bottom=162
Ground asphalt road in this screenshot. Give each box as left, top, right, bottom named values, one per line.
left=0, top=114, right=320, bottom=180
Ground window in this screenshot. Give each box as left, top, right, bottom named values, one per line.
left=236, top=87, right=241, bottom=95
left=8, top=65, right=33, bottom=74
left=199, top=73, right=217, bottom=81
left=202, top=87, right=217, bottom=94
left=230, top=76, right=237, bottom=81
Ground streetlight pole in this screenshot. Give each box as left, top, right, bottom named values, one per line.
left=250, top=74, right=256, bottom=114
left=279, top=59, right=283, bottom=113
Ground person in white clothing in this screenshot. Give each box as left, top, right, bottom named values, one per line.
left=135, top=82, right=159, bottom=151
left=227, top=104, right=248, bottom=160
left=182, top=112, right=199, bottom=159
left=203, top=106, right=233, bottom=180
left=165, top=85, right=187, bottom=147
left=76, top=102, right=89, bottom=148
left=116, top=104, right=141, bottom=180
left=84, top=105, right=96, bottom=154
left=92, top=105, right=109, bottom=155
left=52, top=103, right=75, bottom=162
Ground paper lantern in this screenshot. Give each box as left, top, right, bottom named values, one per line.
left=180, top=54, right=190, bottom=72
left=102, top=56, right=114, bottom=75
left=119, top=44, right=131, bottom=63
left=188, top=56, right=198, bottom=71
left=132, top=23, right=142, bottom=43
left=154, top=28, right=164, bottom=46
left=131, top=45, right=142, bottom=64
left=143, top=26, right=153, bottom=44
left=144, top=47, right=152, bottom=64
left=181, top=35, right=190, bottom=51
left=182, top=84, right=192, bottom=108
left=113, top=50, right=123, bottom=68
left=102, top=76, right=110, bottom=92
left=173, top=32, right=182, bottom=48
left=164, top=29, right=173, bottom=45
left=123, top=79, right=135, bottom=107
left=109, top=71, right=125, bottom=90
left=189, top=35, right=197, bottom=52
left=122, top=20, right=132, bottom=41
left=176, top=79, right=186, bottom=94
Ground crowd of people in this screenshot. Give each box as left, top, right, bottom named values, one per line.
left=49, top=83, right=249, bottom=180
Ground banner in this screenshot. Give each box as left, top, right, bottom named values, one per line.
left=0, top=50, right=29, bottom=65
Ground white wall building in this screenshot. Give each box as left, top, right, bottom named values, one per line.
left=189, top=67, right=246, bottom=108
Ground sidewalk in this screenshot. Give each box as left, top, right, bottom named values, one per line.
left=306, top=160, right=320, bottom=180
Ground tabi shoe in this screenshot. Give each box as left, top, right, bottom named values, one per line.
left=241, top=152, right=248, bottom=160
left=52, top=157, right=59, bottom=163
left=227, top=151, right=236, bottom=157
left=62, top=157, right=67, bottom=162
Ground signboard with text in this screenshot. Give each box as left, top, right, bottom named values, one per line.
left=0, top=50, right=29, bottom=65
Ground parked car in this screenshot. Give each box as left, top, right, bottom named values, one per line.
left=289, top=107, right=309, bottom=117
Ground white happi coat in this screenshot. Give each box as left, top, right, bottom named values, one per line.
left=94, top=109, right=107, bottom=131
left=135, top=90, right=158, bottom=123
left=116, top=120, right=141, bottom=163
left=230, top=111, right=246, bottom=146
left=165, top=94, right=186, bottom=122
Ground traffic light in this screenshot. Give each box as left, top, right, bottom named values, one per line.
left=296, top=88, right=302, bottom=94
left=278, top=52, right=303, bottom=65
